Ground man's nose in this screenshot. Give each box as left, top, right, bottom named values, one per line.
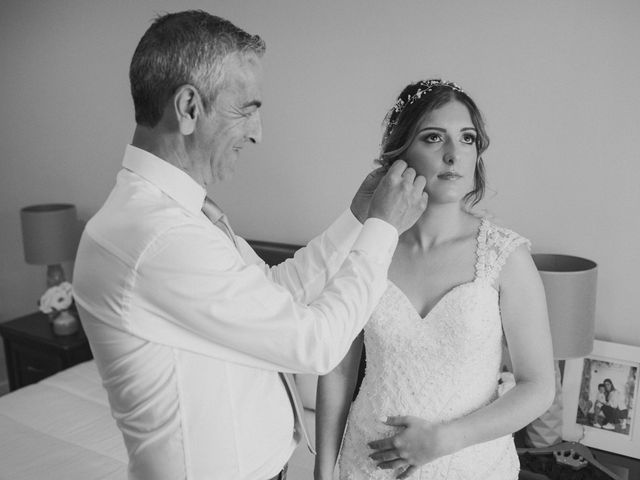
left=247, top=111, right=262, bottom=144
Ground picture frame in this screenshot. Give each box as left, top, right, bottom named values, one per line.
left=562, top=339, right=640, bottom=459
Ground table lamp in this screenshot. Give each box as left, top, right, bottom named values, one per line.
left=524, top=253, right=598, bottom=447
left=20, top=203, right=79, bottom=287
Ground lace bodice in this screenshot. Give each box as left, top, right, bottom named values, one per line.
left=339, top=218, right=529, bottom=480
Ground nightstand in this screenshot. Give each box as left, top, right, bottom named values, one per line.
left=515, top=428, right=640, bottom=479
left=0, top=311, right=93, bottom=391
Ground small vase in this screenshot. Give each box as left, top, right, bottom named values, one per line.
left=52, top=310, right=79, bottom=336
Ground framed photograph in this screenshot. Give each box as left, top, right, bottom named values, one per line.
left=562, top=339, right=640, bottom=459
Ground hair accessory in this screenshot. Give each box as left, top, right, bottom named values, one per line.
left=381, top=79, right=466, bottom=148
left=391, top=79, right=464, bottom=116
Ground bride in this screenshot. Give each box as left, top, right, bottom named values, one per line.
left=314, top=79, right=555, bottom=480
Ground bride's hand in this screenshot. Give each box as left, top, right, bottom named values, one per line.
left=368, top=415, right=455, bottom=479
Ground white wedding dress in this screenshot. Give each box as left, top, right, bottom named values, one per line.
left=339, top=219, right=528, bottom=480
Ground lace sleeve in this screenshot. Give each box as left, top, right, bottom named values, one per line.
left=478, top=221, right=531, bottom=285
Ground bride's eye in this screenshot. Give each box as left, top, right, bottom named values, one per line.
left=461, top=133, right=476, bottom=144
left=423, top=133, right=442, bottom=143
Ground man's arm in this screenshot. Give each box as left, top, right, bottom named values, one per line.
left=130, top=218, right=393, bottom=375
left=242, top=167, right=389, bottom=305
left=83, top=161, right=426, bottom=375
left=238, top=209, right=364, bottom=306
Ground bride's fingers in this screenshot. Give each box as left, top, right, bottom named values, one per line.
left=369, top=449, right=400, bottom=462
left=377, top=458, right=409, bottom=470
left=397, top=465, right=417, bottom=479
left=368, top=435, right=395, bottom=451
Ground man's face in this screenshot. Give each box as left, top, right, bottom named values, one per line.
left=196, top=53, right=263, bottom=185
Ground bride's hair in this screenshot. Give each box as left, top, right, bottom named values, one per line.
left=378, top=80, right=490, bottom=207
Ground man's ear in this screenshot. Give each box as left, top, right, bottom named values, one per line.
left=174, top=85, right=201, bottom=135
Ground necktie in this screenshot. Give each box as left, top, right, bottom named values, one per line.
left=201, top=196, right=316, bottom=455
left=202, top=197, right=238, bottom=248
left=279, top=372, right=316, bottom=454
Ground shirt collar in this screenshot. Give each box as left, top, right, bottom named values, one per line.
left=122, top=145, right=206, bottom=214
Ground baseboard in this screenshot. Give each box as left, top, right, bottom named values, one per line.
left=0, top=380, right=9, bottom=397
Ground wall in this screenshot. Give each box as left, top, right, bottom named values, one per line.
left=1, top=0, right=639, bottom=385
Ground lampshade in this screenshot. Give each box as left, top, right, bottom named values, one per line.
left=532, top=254, right=597, bottom=360
left=20, top=204, right=79, bottom=265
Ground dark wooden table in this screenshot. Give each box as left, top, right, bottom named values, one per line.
left=0, top=311, right=93, bottom=391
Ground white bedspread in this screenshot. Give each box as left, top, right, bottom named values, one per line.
left=0, top=360, right=316, bottom=480
left=0, top=361, right=127, bottom=480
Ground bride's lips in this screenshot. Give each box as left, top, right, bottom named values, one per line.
left=437, top=171, right=461, bottom=180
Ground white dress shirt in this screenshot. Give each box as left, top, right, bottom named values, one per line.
left=73, top=145, right=398, bottom=480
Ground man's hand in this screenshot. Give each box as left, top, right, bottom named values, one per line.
left=368, top=416, right=453, bottom=479
left=351, top=166, right=388, bottom=224
left=367, top=160, right=427, bottom=234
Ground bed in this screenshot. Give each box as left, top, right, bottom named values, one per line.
left=0, top=359, right=317, bottom=479
left=0, top=360, right=127, bottom=479
left=0, top=240, right=317, bottom=480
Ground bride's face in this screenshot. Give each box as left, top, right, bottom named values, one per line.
left=403, top=100, right=478, bottom=205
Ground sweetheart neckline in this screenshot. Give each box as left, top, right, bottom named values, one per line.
left=385, top=217, right=489, bottom=320
left=386, top=279, right=496, bottom=320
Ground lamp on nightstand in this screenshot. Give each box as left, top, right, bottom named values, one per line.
left=523, top=254, right=598, bottom=447
left=20, top=203, right=80, bottom=287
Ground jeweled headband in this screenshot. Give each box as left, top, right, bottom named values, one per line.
left=390, top=79, right=464, bottom=117
left=381, top=79, right=464, bottom=145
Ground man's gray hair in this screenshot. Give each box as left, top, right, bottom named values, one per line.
left=130, top=10, right=265, bottom=127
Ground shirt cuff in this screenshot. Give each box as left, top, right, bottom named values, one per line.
left=352, top=218, right=398, bottom=265
left=323, top=209, right=365, bottom=251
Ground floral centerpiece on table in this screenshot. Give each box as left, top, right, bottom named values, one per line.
left=38, top=281, right=78, bottom=335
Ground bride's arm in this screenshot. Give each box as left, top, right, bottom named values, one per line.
left=434, top=245, right=556, bottom=451
left=314, top=332, right=364, bottom=480
left=369, top=245, right=556, bottom=477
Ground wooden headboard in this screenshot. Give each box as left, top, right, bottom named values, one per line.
left=247, top=239, right=301, bottom=266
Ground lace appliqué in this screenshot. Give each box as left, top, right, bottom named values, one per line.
left=475, top=219, right=531, bottom=286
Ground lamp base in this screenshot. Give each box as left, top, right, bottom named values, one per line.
left=52, top=310, right=79, bottom=336
left=524, top=361, right=563, bottom=447
left=46, top=264, right=65, bottom=287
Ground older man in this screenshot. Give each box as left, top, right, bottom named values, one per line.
left=73, top=10, right=426, bottom=480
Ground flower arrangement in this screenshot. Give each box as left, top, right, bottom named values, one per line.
left=38, top=281, right=78, bottom=335
left=39, top=281, right=74, bottom=315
